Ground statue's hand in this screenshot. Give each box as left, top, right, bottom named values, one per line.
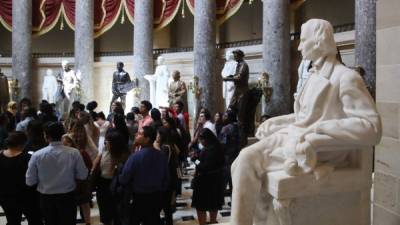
left=295, top=141, right=317, bottom=174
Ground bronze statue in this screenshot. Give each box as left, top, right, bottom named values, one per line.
left=110, top=62, right=132, bottom=111
left=0, top=68, right=10, bottom=113
left=223, top=49, right=250, bottom=146
left=168, top=70, right=187, bottom=109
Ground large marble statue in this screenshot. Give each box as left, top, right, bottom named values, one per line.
left=155, top=56, right=170, bottom=107
left=0, top=68, right=10, bottom=113
left=56, top=60, right=79, bottom=114
left=294, top=59, right=312, bottom=98
left=42, top=69, right=58, bottom=103
left=110, top=62, right=132, bottom=110
left=221, top=50, right=237, bottom=109
left=230, top=19, right=382, bottom=225
left=61, top=60, right=79, bottom=101
left=168, top=70, right=187, bottom=109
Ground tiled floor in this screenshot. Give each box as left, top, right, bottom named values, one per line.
left=0, top=166, right=231, bottom=225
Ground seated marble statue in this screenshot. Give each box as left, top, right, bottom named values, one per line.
left=230, top=19, right=382, bottom=225
left=42, top=69, right=58, bottom=103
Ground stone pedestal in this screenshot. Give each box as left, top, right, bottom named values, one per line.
left=262, top=0, right=291, bottom=116
left=355, top=0, right=376, bottom=98
left=133, top=0, right=154, bottom=101
left=75, top=0, right=94, bottom=103
left=194, top=0, right=217, bottom=112
left=12, top=0, right=32, bottom=99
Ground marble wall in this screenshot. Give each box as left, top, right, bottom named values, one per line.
left=374, top=0, right=400, bottom=224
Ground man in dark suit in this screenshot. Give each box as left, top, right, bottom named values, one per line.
left=110, top=62, right=131, bottom=111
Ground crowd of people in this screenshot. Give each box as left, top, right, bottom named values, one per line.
left=0, top=97, right=242, bottom=225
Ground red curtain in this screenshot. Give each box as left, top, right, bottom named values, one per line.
left=124, top=0, right=181, bottom=31
left=186, top=0, right=244, bottom=25
left=0, top=0, right=181, bottom=37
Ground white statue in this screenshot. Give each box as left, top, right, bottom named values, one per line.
left=294, top=59, right=312, bottom=98
left=42, top=69, right=58, bottom=103
left=61, top=60, right=79, bottom=100
left=230, top=19, right=382, bottom=225
left=147, top=56, right=170, bottom=108
left=221, top=50, right=237, bottom=109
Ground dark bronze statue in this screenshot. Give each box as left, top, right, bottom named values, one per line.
left=223, top=49, right=251, bottom=147
left=110, top=62, right=132, bottom=111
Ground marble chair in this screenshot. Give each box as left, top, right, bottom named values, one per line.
left=265, top=147, right=373, bottom=225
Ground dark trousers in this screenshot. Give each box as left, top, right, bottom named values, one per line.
left=39, top=192, right=76, bottom=225
left=131, top=192, right=162, bottom=225
left=96, top=177, right=121, bottom=225
left=0, top=194, right=43, bottom=225
left=162, top=190, right=174, bottom=225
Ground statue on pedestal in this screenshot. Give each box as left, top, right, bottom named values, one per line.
left=0, top=68, right=10, bottom=113
left=42, top=69, right=58, bottom=104
left=221, top=50, right=237, bottom=109
left=230, top=19, right=382, bottom=225
left=56, top=60, right=79, bottom=115
left=223, top=49, right=250, bottom=146
left=110, top=62, right=132, bottom=111
left=155, top=56, right=170, bottom=108
left=168, top=70, right=187, bottom=109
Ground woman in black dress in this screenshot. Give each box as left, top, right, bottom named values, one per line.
left=191, top=128, right=225, bottom=225
left=0, top=132, right=43, bottom=225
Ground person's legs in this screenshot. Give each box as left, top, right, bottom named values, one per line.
left=0, top=197, right=23, bottom=225
left=21, top=193, right=44, bottom=225
left=196, top=210, right=207, bottom=225
left=39, top=194, right=58, bottom=225
left=57, top=193, right=77, bottom=225
left=230, top=134, right=286, bottom=225
left=142, top=193, right=161, bottom=225
left=96, top=178, right=113, bottom=225
left=80, top=203, right=91, bottom=225
left=209, top=210, right=218, bottom=224
left=162, top=190, right=174, bottom=225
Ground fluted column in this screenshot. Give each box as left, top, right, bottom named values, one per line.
left=194, top=0, right=216, bottom=111
left=133, top=0, right=154, bottom=101
left=75, top=0, right=94, bottom=103
left=12, top=0, right=32, bottom=99
left=262, top=0, right=291, bottom=116
left=355, top=0, right=376, bottom=98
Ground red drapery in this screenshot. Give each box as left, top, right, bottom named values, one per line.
left=0, top=0, right=182, bottom=37
left=186, top=0, right=244, bottom=25
left=123, top=0, right=181, bottom=31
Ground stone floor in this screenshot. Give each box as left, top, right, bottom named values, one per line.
left=0, top=165, right=231, bottom=225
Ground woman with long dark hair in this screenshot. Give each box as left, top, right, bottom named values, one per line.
left=93, top=130, right=130, bottom=225
left=191, top=128, right=225, bottom=225
left=155, top=127, right=180, bottom=225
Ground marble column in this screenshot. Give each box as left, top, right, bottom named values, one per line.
left=355, top=0, right=376, bottom=98
left=133, top=0, right=154, bottom=101
left=12, top=0, right=32, bottom=99
left=194, top=0, right=216, bottom=112
left=262, top=0, right=291, bottom=116
left=75, top=0, right=94, bottom=103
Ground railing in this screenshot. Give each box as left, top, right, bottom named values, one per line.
left=0, top=23, right=354, bottom=59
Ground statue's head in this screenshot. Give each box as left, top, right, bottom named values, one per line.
left=117, top=62, right=124, bottom=71
left=225, top=50, right=234, bottom=61
left=172, top=70, right=180, bottom=81
left=61, top=60, right=70, bottom=70
left=46, top=69, right=53, bottom=76
left=298, top=19, right=337, bottom=61
left=157, top=56, right=165, bottom=65
left=233, top=49, right=245, bottom=61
